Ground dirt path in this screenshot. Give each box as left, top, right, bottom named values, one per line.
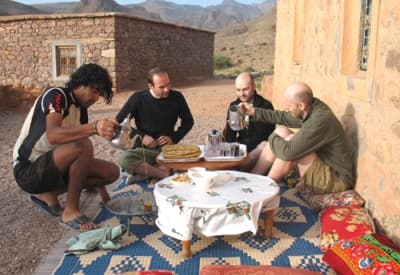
left=0, top=78, right=235, bottom=274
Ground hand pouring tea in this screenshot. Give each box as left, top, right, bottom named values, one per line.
left=110, top=114, right=140, bottom=150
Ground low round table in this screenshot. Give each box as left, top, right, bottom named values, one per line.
left=154, top=170, right=280, bottom=257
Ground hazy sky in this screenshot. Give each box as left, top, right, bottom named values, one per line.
left=16, top=0, right=266, bottom=8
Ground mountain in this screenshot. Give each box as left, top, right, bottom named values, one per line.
left=1, top=0, right=275, bottom=31
left=70, top=0, right=160, bottom=20
left=32, top=1, right=76, bottom=14
left=128, top=0, right=207, bottom=27
left=0, top=0, right=159, bottom=20
left=132, top=0, right=267, bottom=31
left=207, top=0, right=262, bottom=23
left=214, top=6, right=276, bottom=73
left=0, top=0, right=45, bottom=16
left=257, top=0, right=276, bottom=13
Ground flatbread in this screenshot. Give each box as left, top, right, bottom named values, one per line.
left=162, top=144, right=201, bottom=159
left=171, top=174, right=191, bottom=184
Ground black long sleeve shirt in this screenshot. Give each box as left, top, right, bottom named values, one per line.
left=116, top=89, right=194, bottom=146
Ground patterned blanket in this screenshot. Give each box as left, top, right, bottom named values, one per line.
left=53, top=174, right=334, bottom=275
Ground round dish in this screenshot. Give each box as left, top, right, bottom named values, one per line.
left=171, top=173, right=192, bottom=184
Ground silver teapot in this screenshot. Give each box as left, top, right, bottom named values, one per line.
left=110, top=114, right=140, bottom=150
left=228, top=105, right=247, bottom=131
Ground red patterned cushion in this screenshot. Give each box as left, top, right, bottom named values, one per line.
left=320, top=206, right=375, bottom=250
left=323, top=233, right=400, bottom=275
left=297, top=183, right=365, bottom=212
left=200, top=265, right=321, bottom=274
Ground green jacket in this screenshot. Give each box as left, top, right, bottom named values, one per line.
left=253, top=98, right=354, bottom=187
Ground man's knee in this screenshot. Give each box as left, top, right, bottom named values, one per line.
left=107, top=163, right=120, bottom=182
left=119, top=150, right=141, bottom=175
left=71, top=138, right=94, bottom=155
left=274, top=125, right=295, bottom=139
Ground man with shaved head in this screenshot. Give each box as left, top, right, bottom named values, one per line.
left=224, top=72, right=275, bottom=170
left=240, top=81, right=354, bottom=194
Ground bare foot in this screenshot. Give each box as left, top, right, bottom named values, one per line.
left=61, top=214, right=97, bottom=231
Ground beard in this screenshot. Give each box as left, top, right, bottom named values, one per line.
left=291, top=109, right=303, bottom=119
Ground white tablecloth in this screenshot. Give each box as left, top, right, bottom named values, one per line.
left=154, top=170, right=280, bottom=241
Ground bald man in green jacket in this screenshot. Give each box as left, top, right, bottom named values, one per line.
left=240, top=81, right=354, bottom=194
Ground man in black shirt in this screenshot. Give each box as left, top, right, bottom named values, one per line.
left=223, top=72, right=275, bottom=171
left=117, top=68, right=194, bottom=179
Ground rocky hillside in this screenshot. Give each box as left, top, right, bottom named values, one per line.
left=214, top=6, right=276, bottom=74
left=1, top=0, right=275, bottom=32
left=70, top=0, right=160, bottom=20
left=132, top=0, right=271, bottom=31
left=0, top=0, right=45, bottom=16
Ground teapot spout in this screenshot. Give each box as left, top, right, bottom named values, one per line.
left=130, top=134, right=142, bottom=148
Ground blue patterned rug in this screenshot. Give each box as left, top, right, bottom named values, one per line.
left=53, top=174, right=334, bottom=275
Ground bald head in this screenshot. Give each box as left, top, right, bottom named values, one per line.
left=283, top=81, right=313, bottom=119
left=284, top=81, right=313, bottom=106
left=235, top=72, right=256, bottom=103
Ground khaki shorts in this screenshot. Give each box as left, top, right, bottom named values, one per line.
left=119, top=147, right=160, bottom=175
left=300, top=157, right=349, bottom=194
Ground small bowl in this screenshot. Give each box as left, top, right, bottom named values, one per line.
left=188, top=167, right=206, bottom=178
left=190, top=171, right=218, bottom=192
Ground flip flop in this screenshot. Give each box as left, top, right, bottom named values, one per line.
left=127, top=174, right=149, bottom=184
left=30, top=195, right=62, bottom=217
left=60, top=215, right=97, bottom=232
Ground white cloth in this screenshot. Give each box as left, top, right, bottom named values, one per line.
left=154, top=170, right=280, bottom=241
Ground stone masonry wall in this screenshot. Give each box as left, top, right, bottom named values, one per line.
left=114, top=15, right=214, bottom=90
left=0, top=13, right=214, bottom=103
left=0, top=14, right=116, bottom=92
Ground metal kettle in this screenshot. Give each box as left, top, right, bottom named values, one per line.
left=228, top=105, right=247, bottom=131
left=110, top=114, right=140, bottom=150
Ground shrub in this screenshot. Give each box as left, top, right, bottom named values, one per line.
left=243, top=66, right=255, bottom=72
left=214, top=55, right=233, bottom=70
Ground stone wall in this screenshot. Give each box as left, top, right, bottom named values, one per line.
left=114, top=15, right=214, bottom=90
left=0, top=13, right=214, bottom=99
left=268, top=0, right=400, bottom=243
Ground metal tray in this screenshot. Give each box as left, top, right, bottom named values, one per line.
left=104, top=193, right=156, bottom=217
left=203, top=144, right=247, bottom=162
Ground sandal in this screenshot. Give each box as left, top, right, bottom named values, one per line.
left=30, top=195, right=62, bottom=217
left=59, top=215, right=97, bottom=232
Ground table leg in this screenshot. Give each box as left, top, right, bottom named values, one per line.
left=127, top=216, right=132, bottom=236
left=263, top=209, right=274, bottom=239
left=181, top=240, right=192, bottom=257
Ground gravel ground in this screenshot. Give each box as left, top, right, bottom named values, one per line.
left=0, top=78, right=235, bottom=274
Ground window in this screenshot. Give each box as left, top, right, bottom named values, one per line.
left=52, top=41, right=81, bottom=80
left=56, top=45, right=77, bottom=76
left=359, top=0, right=372, bottom=71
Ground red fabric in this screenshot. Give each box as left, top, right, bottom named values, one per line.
left=200, top=265, right=321, bottom=275
left=322, top=233, right=400, bottom=275
left=320, top=206, right=374, bottom=250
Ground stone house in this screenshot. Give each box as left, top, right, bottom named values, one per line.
left=0, top=12, right=214, bottom=94
left=263, top=0, right=400, bottom=242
